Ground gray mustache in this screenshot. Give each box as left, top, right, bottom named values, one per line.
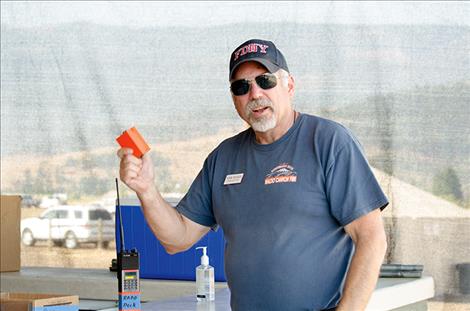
left=247, top=98, right=273, bottom=111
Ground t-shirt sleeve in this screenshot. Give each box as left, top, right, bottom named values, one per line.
left=325, top=134, right=389, bottom=227
left=175, top=157, right=218, bottom=229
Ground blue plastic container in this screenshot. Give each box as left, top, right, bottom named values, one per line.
left=115, top=202, right=226, bottom=281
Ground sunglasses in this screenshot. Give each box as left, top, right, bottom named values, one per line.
left=230, top=73, right=279, bottom=96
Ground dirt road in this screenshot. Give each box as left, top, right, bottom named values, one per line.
left=21, top=243, right=116, bottom=269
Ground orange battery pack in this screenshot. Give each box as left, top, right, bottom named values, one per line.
left=116, top=127, right=150, bottom=158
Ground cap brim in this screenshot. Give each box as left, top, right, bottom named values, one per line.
left=230, top=58, right=280, bottom=80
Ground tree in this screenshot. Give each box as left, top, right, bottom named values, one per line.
left=34, top=163, right=53, bottom=194
left=432, top=167, right=464, bottom=204
left=20, top=169, right=34, bottom=194
left=79, top=175, right=109, bottom=196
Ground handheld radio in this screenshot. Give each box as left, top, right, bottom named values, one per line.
left=116, top=178, right=141, bottom=311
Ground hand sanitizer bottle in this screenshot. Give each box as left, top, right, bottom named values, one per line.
left=195, top=246, right=215, bottom=301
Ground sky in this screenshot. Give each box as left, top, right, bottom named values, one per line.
left=2, top=1, right=469, bottom=28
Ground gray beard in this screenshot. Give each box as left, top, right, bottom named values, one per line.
left=251, top=114, right=277, bottom=132
left=245, top=98, right=277, bottom=133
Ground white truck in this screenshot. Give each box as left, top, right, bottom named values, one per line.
left=21, top=205, right=115, bottom=249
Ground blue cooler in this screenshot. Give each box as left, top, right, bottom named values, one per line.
left=115, top=198, right=226, bottom=281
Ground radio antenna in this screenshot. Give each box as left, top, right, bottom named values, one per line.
left=115, top=178, right=125, bottom=252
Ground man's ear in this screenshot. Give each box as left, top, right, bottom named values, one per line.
left=287, top=75, right=295, bottom=98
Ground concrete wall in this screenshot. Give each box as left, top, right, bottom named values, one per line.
left=384, top=217, right=470, bottom=296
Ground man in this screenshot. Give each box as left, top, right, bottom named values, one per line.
left=118, top=39, right=388, bottom=310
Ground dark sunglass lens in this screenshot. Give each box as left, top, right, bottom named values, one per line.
left=231, top=80, right=250, bottom=96
left=256, top=74, right=278, bottom=90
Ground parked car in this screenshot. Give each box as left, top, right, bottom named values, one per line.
left=20, top=195, right=39, bottom=208
left=21, top=205, right=115, bottom=249
left=93, top=197, right=116, bottom=218
left=39, top=196, right=60, bottom=209
left=52, top=193, right=68, bottom=204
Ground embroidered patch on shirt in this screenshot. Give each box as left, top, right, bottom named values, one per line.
left=224, top=173, right=244, bottom=185
left=265, top=163, right=298, bottom=185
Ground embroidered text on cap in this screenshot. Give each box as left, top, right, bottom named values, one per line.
left=233, top=43, right=269, bottom=61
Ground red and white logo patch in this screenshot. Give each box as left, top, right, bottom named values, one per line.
left=233, top=43, right=269, bottom=61
left=265, top=163, right=297, bottom=185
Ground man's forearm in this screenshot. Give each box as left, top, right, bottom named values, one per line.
left=137, top=186, right=188, bottom=253
left=336, top=235, right=387, bottom=310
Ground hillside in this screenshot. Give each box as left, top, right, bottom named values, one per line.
left=0, top=128, right=242, bottom=199
left=334, top=82, right=470, bottom=205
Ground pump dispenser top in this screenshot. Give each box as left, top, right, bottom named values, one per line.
left=196, top=246, right=209, bottom=266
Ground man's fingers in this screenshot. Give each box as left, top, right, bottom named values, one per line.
left=120, top=166, right=140, bottom=183
left=120, top=164, right=142, bottom=175
left=118, top=148, right=153, bottom=193
left=117, top=148, right=133, bottom=159
left=119, top=152, right=144, bottom=186
left=120, top=154, right=142, bottom=168
left=120, top=161, right=142, bottom=177
left=120, top=172, right=137, bottom=184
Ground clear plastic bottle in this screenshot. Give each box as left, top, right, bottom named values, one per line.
left=195, top=246, right=215, bottom=301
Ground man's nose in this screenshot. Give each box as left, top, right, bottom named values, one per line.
left=248, top=81, right=263, bottom=100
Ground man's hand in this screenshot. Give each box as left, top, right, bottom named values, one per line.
left=116, top=147, right=210, bottom=254
left=117, top=148, right=154, bottom=195
left=336, top=209, right=387, bottom=311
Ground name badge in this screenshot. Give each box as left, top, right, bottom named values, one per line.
left=224, top=173, right=244, bottom=185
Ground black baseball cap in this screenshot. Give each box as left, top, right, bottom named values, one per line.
left=229, top=39, right=289, bottom=80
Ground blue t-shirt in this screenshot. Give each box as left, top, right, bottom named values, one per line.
left=176, top=113, right=388, bottom=310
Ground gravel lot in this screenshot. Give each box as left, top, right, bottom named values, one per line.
left=21, top=243, right=116, bottom=269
